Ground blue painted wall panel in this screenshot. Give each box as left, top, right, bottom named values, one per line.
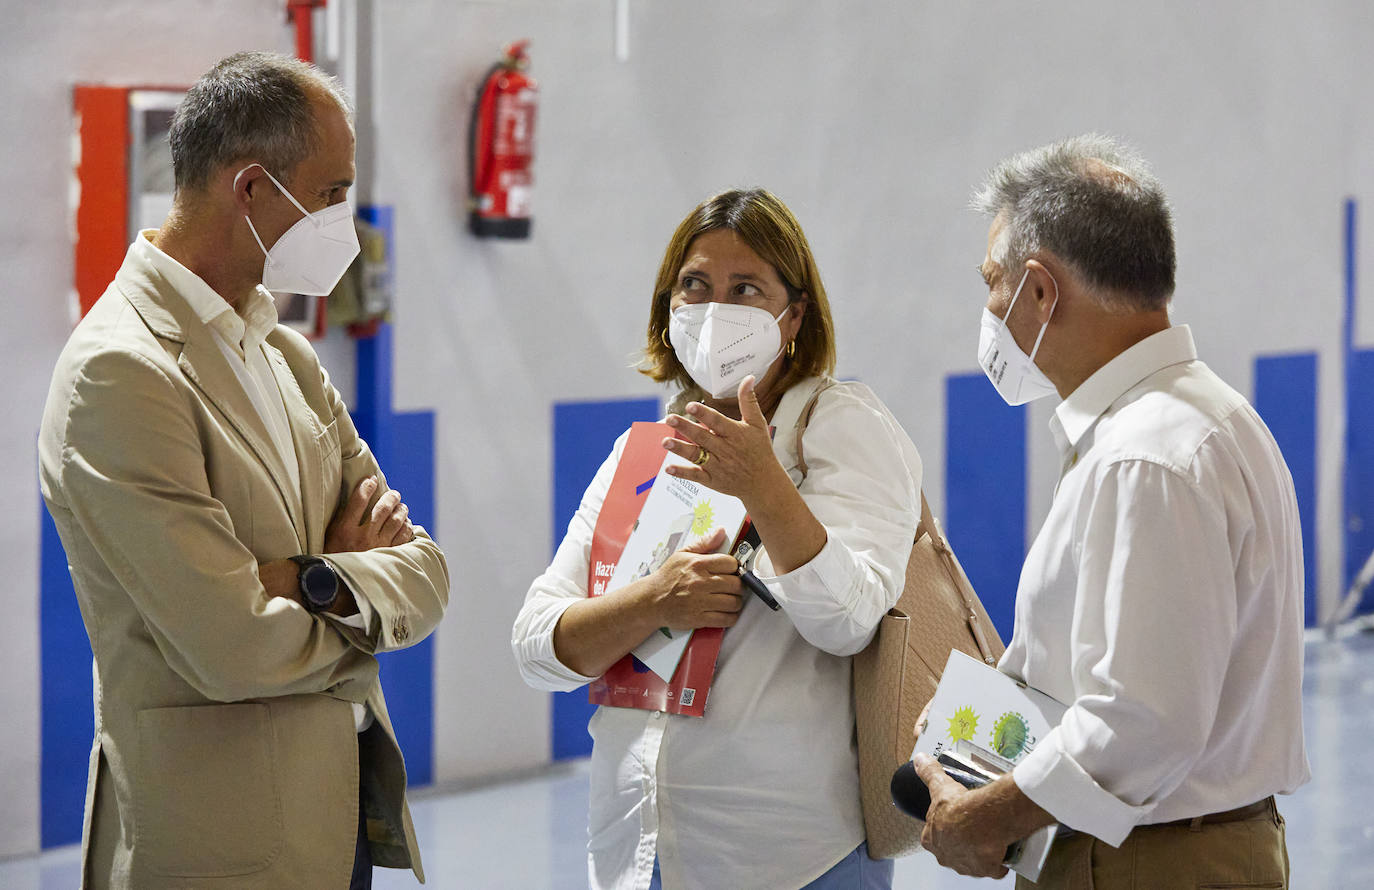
left=1343, top=198, right=1374, bottom=616
left=1345, top=349, right=1374, bottom=613
left=351, top=320, right=437, bottom=785
left=550, top=398, right=660, bottom=761
left=355, top=195, right=440, bottom=787
left=355, top=322, right=394, bottom=425
left=943, top=373, right=1025, bottom=643
left=1254, top=353, right=1320, bottom=626
left=374, top=410, right=436, bottom=786
left=39, top=503, right=92, bottom=849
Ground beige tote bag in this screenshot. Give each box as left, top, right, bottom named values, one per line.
left=793, top=380, right=1006, bottom=860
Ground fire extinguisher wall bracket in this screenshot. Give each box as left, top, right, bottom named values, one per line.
left=468, top=41, right=537, bottom=240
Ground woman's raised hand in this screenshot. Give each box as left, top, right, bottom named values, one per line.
left=664, top=375, right=829, bottom=576
left=662, top=376, right=790, bottom=507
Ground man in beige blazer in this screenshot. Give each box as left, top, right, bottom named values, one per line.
left=38, top=53, right=449, bottom=888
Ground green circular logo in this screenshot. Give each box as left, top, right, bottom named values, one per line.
left=992, top=711, right=1031, bottom=760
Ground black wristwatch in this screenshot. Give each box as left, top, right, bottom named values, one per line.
left=288, top=555, right=339, bottom=613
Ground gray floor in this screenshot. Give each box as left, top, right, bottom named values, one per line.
left=4, top=630, right=1371, bottom=889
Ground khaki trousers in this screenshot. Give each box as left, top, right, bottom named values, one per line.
left=1018, top=798, right=1289, bottom=890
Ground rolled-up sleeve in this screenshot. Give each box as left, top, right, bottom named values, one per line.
left=512, top=432, right=626, bottom=691
left=1012, top=458, right=1237, bottom=845
left=755, top=385, right=923, bottom=656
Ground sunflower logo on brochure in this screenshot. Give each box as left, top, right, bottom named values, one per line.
left=947, top=705, right=979, bottom=742
left=690, top=500, right=715, bottom=536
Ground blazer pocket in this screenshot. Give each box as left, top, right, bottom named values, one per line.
left=135, top=703, right=283, bottom=877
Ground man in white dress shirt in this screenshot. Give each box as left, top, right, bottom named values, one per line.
left=914, top=135, right=1309, bottom=888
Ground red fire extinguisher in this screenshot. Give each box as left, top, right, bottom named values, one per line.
left=469, top=40, right=537, bottom=239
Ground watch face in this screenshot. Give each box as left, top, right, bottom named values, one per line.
left=302, top=562, right=338, bottom=608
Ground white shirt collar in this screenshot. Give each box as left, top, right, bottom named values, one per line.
left=1051, top=324, right=1198, bottom=451
left=133, top=230, right=279, bottom=356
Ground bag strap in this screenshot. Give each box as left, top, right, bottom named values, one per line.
left=793, top=378, right=998, bottom=664
left=792, top=377, right=838, bottom=483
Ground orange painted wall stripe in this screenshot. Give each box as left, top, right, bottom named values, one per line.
left=72, top=85, right=128, bottom=319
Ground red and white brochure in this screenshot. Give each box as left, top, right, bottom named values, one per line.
left=586, top=421, right=749, bottom=717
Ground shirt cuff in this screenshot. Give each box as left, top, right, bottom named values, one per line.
left=334, top=586, right=375, bottom=633
left=754, top=532, right=848, bottom=609
left=515, top=595, right=602, bottom=690
left=1012, top=732, right=1151, bottom=847
left=319, top=558, right=376, bottom=635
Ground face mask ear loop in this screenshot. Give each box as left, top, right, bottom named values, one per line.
left=1001, top=269, right=1032, bottom=321
left=243, top=215, right=274, bottom=265
left=235, top=166, right=275, bottom=265
left=240, top=163, right=316, bottom=225
left=1024, top=270, right=1060, bottom=365
left=235, top=163, right=297, bottom=266
left=750, top=304, right=789, bottom=369
left=257, top=166, right=314, bottom=222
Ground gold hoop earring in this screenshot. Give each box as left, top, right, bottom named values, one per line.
left=661, top=328, right=671, bottom=349
left=786, top=339, right=796, bottom=357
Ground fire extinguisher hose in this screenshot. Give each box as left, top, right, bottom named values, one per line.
left=467, top=62, right=504, bottom=212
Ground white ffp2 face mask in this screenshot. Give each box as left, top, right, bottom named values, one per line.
left=237, top=165, right=360, bottom=296
left=669, top=302, right=789, bottom=399
left=978, top=269, right=1059, bottom=405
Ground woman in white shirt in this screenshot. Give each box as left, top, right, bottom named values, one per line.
left=511, top=188, right=922, bottom=890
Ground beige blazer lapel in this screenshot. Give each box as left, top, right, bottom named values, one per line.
left=263, top=342, right=326, bottom=552
left=117, top=263, right=307, bottom=553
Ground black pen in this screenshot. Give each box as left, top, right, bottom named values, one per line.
left=734, top=540, right=781, bottom=611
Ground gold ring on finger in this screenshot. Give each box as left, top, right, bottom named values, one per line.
left=693, top=447, right=710, bottom=466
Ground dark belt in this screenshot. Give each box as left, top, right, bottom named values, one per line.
left=1058, top=796, right=1277, bottom=840
left=1143, top=795, right=1277, bottom=831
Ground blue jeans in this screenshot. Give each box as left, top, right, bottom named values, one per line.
left=648, top=841, right=893, bottom=890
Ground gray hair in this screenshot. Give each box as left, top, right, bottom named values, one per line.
left=169, top=51, right=352, bottom=194
left=972, top=134, right=1176, bottom=311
